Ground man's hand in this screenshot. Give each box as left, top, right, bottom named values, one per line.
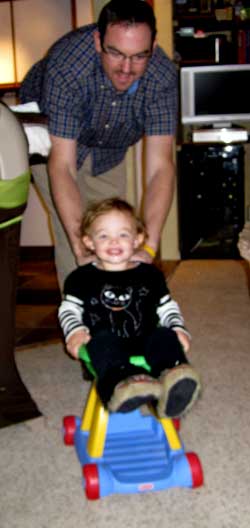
left=73, top=238, right=96, bottom=267
left=130, top=247, right=154, bottom=264
left=66, top=329, right=91, bottom=359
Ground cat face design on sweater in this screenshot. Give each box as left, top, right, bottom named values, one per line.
left=101, top=285, right=132, bottom=312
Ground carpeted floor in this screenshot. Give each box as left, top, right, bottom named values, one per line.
left=1, top=260, right=250, bottom=528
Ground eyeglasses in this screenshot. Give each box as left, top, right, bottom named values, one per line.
left=102, top=45, right=152, bottom=64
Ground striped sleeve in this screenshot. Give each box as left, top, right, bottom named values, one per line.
left=58, top=294, right=89, bottom=342
left=156, top=294, right=191, bottom=338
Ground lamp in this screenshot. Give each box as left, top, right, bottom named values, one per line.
left=0, top=0, right=18, bottom=88
left=0, top=0, right=78, bottom=92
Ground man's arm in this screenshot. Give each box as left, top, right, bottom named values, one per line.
left=143, top=134, right=176, bottom=256
left=48, top=135, right=89, bottom=264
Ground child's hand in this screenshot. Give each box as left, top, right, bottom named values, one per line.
left=66, top=329, right=91, bottom=359
left=175, top=329, right=191, bottom=353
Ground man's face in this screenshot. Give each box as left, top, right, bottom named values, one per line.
left=94, top=23, right=155, bottom=92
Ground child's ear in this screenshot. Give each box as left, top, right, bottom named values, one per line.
left=82, top=235, right=94, bottom=252
left=134, top=233, right=145, bottom=249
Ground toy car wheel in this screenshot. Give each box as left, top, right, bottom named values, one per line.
left=186, top=452, right=204, bottom=487
left=173, top=418, right=180, bottom=431
left=83, top=464, right=100, bottom=500
left=63, top=415, right=77, bottom=445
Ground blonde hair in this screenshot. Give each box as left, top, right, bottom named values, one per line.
left=81, top=197, right=147, bottom=239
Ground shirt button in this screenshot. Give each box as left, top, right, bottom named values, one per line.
left=105, top=123, right=110, bottom=129
left=98, top=140, right=103, bottom=145
left=101, top=84, right=105, bottom=89
left=111, top=101, right=117, bottom=106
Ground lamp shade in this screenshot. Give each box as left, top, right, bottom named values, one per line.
left=0, top=2, right=16, bottom=84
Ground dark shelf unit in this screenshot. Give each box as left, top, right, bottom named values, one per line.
left=174, top=13, right=250, bottom=31
left=174, top=11, right=250, bottom=65
left=177, top=143, right=245, bottom=259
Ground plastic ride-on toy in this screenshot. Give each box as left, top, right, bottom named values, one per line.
left=63, top=348, right=204, bottom=500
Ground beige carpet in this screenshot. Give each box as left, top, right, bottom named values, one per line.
left=1, top=260, right=250, bottom=528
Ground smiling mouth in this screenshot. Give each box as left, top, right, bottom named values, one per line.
left=107, top=248, right=123, bottom=256
left=116, top=72, right=133, bottom=81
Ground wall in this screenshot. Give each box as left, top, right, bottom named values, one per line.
left=75, top=0, right=93, bottom=26
left=15, top=0, right=72, bottom=82
left=14, top=0, right=93, bottom=246
left=154, top=0, right=179, bottom=259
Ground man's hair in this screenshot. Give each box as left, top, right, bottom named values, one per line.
left=81, top=197, right=147, bottom=239
left=97, top=0, right=157, bottom=47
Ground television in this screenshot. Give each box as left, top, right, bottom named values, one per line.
left=180, top=64, right=250, bottom=127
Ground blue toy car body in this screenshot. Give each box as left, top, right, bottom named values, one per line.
left=63, top=406, right=203, bottom=500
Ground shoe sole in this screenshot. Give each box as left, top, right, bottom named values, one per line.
left=157, top=365, right=201, bottom=418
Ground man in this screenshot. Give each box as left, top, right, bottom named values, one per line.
left=20, top=0, right=178, bottom=289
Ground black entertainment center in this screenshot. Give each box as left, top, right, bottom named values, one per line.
left=174, top=2, right=250, bottom=259
left=177, top=142, right=245, bottom=258
left=177, top=64, right=249, bottom=259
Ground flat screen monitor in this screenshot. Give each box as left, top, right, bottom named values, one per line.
left=180, top=64, right=250, bottom=127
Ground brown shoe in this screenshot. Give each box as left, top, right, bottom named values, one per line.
left=108, top=374, right=162, bottom=414
left=157, top=365, right=201, bottom=418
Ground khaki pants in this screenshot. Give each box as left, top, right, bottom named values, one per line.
left=32, top=155, right=127, bottom=289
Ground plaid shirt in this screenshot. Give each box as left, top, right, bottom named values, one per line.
left=20, top=24, right=178, bottom=176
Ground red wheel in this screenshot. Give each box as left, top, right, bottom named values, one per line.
left=186, top=452, right=204, bottom=488
left=63, top=415, right=77, bottom=445
left=173, top=418, right=180, bottom=431
left=83, top=464, right=100, bottom=500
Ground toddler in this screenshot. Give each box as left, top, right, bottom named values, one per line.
left=59, top=198, right=201, bottom=417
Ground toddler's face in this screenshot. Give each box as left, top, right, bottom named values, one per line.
left=83, top=210, right=143, bottom=270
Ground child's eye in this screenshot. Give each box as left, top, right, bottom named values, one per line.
left=98, top=234, right=107, bottom=240
left=120, top=232, right=130, bottom=238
